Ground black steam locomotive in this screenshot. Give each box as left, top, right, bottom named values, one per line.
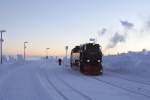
left=70, top=43, right=103, bottom=75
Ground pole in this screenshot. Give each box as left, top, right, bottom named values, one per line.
left=24, top=42, right=28, bottom=60
left=46, top=48, right=49, bottom=59
left=24, top=42, right=25, bottom=60
left=0, top=32, right=2, bottom=64
left=0, top=30, right=6, bottom=64
left=65, top=46, right=68, bottom=65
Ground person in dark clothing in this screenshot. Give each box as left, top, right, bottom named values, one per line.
left=58, top=58, right=62, bottom=66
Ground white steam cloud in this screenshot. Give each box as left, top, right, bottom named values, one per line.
left=107, top=32, right=126, bottom=48
left=98, top=28, right=107, bottom=36
left=120, top=20, right=134, bottom=29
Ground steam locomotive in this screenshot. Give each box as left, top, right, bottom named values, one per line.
left=70, top=43, right=103, bottom=75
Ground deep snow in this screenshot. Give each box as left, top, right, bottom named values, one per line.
left=0, top=51, right=150, bottom=100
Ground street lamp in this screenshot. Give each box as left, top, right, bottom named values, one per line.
left=0, top=30, right=6, bottom=64
left=46, top=48, right=50, bottom=59
left=65, top=46, right=68, bottom=65
left=24, top=41, right=28, bottom=60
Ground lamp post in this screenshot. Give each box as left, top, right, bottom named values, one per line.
left=0, top=30, right=6, bottom=64
left=46, top=48, right=50, bottom=59
left=65, top=46, right=68, bottom=65
left=24, top=41, right=28, bottom=60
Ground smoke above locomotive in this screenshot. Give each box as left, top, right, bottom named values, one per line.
left=70, top=43, right=103, bottom=75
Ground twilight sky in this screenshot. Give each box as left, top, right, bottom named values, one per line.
left=0, top=0, right=150, bottom=56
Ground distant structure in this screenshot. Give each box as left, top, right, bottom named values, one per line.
left=24, top=41, right=28, bottom=60
left=17, top=54, right=24, bottom=61
left=0, top=30, right=6, bottom=64
left=46, top=48, right=50, bottom=59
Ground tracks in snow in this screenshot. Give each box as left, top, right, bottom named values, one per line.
left=38, top=62, right=150, bottom=100
left=57, top=65, right=150, bottom=99
left=44, top=74, right=69, bottom=100
left=105, top=72, right=150, bottom=86
left=90, top=77, right=150, bottom=98
left=38, top=67, right=92, bottom=100
left=55, top=73, right=92, bottom=100
left=64, top=66, right=150, bottom=99
left=68, top=65, right=150, bottom=99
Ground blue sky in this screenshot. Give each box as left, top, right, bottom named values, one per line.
left=0, top=0, right=150, bottom=56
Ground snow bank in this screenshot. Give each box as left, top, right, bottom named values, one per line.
left=103, top=51, right=150, bottom=78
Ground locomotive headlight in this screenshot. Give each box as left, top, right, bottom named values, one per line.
left=97, top=60, right=100, bottom=62
left=87, top=59, right=90, bottom=62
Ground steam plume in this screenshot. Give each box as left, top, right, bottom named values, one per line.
left=98, top=28, right=107, bottom=36
left=107, top=32, right=126, bottom=48
left=120, top=20, right=134, bottom=29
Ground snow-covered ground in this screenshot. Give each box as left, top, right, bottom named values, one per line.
left=0, top=51, right=150, bottom=100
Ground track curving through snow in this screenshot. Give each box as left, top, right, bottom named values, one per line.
left=0, top=60, right=150, bottom=100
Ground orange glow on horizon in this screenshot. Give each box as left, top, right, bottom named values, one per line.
left=4, top=48, right=67, bottom=57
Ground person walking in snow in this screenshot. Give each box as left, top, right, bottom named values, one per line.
left=58, top=58, right=62, bottom=66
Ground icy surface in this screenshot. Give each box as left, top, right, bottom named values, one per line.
left=0, top=51, right=150, bottom=100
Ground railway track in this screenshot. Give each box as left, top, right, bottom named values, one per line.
left=39, top=62, right=150, bottom=99
left=45, top=74, right=69, bottom=100
left=91, top=77, right=150, bottom=98
left=104, top=72, right=150, bottom=86
left=64, top=68, right=150, bottom=99
left=55, top=73, right=92, bottom=100
left=41, top=68, right=92, bottom=100
left=65, top=65, right=150, bottom=99
left=37, top=64, right=69, bottom=100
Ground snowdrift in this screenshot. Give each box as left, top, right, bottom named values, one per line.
left=103, top=51, right=150, bottom=78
